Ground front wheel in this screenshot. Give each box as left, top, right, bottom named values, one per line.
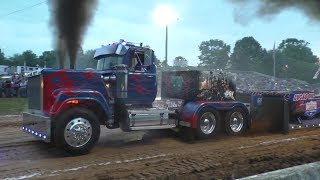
left=196, top=108, right=221, bottom=139
left=225, top=108, right=248, bottom=136
left=54, top=108, right=100, bottom=155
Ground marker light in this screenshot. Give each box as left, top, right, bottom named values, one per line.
left=23, top=127, right=48, bottom=140
left=67, top=100, right=79, bottom=104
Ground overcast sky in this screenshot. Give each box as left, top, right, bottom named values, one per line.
left=0, top=0, right=319, bottom=66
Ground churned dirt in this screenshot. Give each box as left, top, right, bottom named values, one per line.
left=0, top=115, right=320, bottom=179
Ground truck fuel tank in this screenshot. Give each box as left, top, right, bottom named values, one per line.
left=128, top=108, right=176, bottom=127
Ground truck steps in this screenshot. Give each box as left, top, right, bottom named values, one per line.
left=130, top=124, right=176, bottom=131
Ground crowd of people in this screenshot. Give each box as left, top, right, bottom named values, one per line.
left=231, top=71, right=319, bottom=94
left=0, top=73, right=27, bottom=97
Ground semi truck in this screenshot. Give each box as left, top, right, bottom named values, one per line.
left=22, top=40, right=320, bottom=155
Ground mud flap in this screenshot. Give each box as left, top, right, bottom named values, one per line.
left=250, top=96, right=287, bottom=133
left=283, top=100, right=290, bottom=134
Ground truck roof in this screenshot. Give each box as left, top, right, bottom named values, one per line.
left=94, top=40, right=149, bottom=60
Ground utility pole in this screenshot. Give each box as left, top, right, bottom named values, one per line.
left=273, top=41, right=276, bottom=78
left=24, top=59, right=26, bottom=74
left=165, top=25, right=168, bottom=68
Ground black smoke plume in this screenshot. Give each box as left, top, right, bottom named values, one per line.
left=49, top=0, right=97, bottom=69
left=229, top=0, right=320, bottom=25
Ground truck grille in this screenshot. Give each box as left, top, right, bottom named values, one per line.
left=27, top=75, right=42, bottom=110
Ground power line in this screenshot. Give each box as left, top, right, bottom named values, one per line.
left=0, top=1, right=46, bottom=19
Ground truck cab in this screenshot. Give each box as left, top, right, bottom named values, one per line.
left=94, top=40, right=157, bottom=105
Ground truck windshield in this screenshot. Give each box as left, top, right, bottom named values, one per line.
left=97, top=56, right=123, bottom=70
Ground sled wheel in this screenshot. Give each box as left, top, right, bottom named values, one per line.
left=225, top=107, right=247, bottom=136
left=196, top=108, right=221, bottom=139
left=54, top=108, right=100, bottom=155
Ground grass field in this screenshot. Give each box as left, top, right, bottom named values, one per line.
left=0, top=98, right=27, bottom=115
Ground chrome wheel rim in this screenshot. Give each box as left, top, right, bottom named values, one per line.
left=229, top=112, right=244, bottom=133
left=64, top=117, right=92, bottom=148
left=200, top=112, right=216, bottom=135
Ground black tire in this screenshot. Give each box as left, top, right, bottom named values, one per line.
left=225, top=107, right=248, bottom=136
left=54, top=108, right=100, bottom=155
left=196, top=108, right=221, bottom=139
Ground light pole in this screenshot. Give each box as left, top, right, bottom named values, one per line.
left=165, top=25, right=168, bottom=67
left=153, top=5, right=178, bottom=68
left=273, top=41, right=276, bottom=77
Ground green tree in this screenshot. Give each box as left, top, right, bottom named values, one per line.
left=278, top=38, right=318, bottom=64
left=9, top=53, right=24, bottom=66
left=0, top=49, right=9, bottom=65
left=38, top=51, right=58, bottom=68
left=173, top=56, right=188, bottom=67
left=76, top=49, right=97, bottom=69
left=154, top=56, right=165, bottom=69
left=231, top=37, right=266, bottom=71
left=21, top=50, right=39, bottom=67
left=275, top=38, right=318, bottom=82
left=198, top=39, right=230, bottom=69
left=257, top=50, right=274, bottom=75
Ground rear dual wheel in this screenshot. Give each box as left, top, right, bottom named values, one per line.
left=196, top=108, right=221, bottom=139
left=225, top=108, right=247, bottom=136
left=195, top=107, right=247, bottom=139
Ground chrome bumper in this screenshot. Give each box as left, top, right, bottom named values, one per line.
left=22, top=112, right=51, bottom=142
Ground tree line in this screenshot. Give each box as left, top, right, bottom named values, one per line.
left=1, top=37, right=319, bottom=83
left=169, top=37, right=319, bottom=83
left=0, top=48, right=97, bottom=70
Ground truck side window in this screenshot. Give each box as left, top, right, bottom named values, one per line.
left=130, top=51, right=144, bottom=71
left=144, top=49, right=152, bottom=66
left=129, top=50, right=153, bottom=72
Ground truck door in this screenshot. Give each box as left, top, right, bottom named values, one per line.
left=127, top=49, right=157, bottom=104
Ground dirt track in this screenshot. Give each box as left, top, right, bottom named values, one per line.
left=0, top=115, right=320, bottom=179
